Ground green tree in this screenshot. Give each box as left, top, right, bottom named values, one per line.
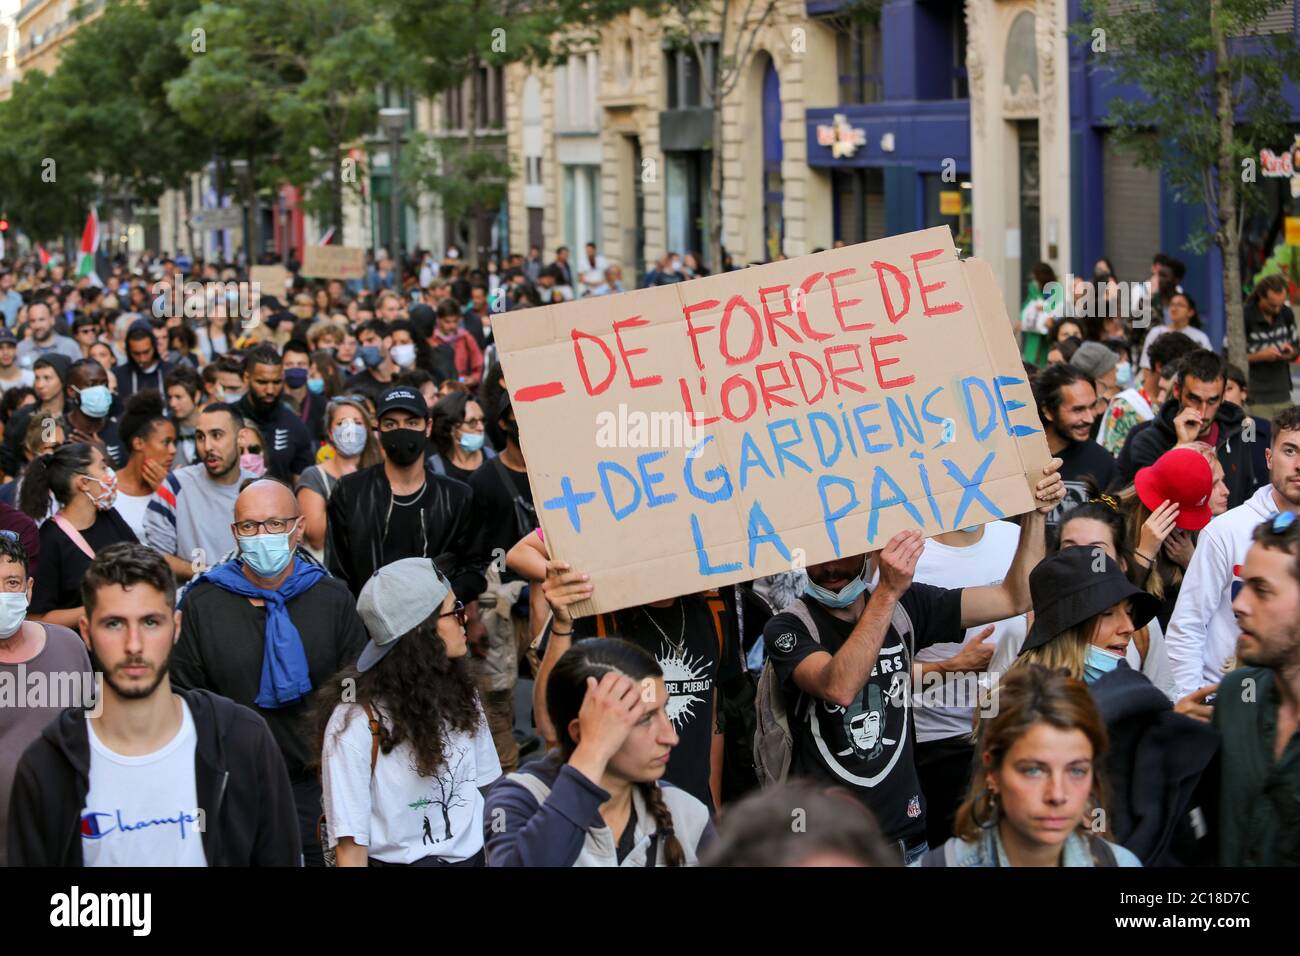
left=0, top=0, right=209, bottom=246
left=1078, top=0, right=1300, bottom=365
left=168, top=0, right=406, bottom=254
left=386, top=0, right=655, bottom=263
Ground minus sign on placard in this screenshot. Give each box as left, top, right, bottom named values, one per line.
left=514, top=381, right=566, bottom=402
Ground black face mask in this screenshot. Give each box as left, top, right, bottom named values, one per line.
left=381, top=427, right=425, bottom=466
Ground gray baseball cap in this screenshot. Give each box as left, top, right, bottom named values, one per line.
left=355, top=558, right=452, bottom=672
left=1070, top=340, right=1119, bottom=380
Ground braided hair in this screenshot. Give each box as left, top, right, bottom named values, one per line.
left=547, top=638, right=686, bottom=866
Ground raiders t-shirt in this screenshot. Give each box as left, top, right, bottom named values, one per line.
left=763, top=584, right=963, bottom=846
left=574, top=594, right=740, bottom=810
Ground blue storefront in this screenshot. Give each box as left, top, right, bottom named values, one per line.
left=805, top=1, right=974, bottom=255
left=1069, top=0, right=1300, bottom=348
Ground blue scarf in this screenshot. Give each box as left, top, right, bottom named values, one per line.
left=199, top=556, right=326, bottom=708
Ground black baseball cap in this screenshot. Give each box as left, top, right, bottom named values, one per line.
left=377, top=385, right=428, bottom=420
left=0, top=327, right=16, bottom=345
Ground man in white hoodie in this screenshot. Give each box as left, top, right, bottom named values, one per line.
left=1166, top=405, right=1300, bottom=697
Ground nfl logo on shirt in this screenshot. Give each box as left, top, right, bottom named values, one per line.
left=907, top=795, right=921, bottom=819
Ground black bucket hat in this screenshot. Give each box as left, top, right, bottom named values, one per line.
left=1020, top=546, right=1161, bottom=655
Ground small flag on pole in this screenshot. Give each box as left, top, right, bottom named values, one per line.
left=76, top=207, right=103, bottom=287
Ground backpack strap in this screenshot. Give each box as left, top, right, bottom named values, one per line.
left=888, top=596, right=915, bottom=659
left=52, top=513, right=96, bottom=561
left=363, top=703, right=381, bottom=775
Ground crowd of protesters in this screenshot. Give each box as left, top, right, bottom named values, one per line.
left=0, top=239, right=1295, bottom=870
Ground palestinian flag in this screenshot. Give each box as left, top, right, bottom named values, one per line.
left=76, top=207, right=102, bottom=287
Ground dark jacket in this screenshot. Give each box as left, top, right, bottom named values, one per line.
left=325, top=462, right=484, bottom=601
left=236, top=394, right=315, bottom=482
left=1118, top=398, right=1254, bottom=508
left=113, top=356, right=176, bottom=401
left=6, top=688, right=302, bottom=866
left=1089, top=663, right=1220, bottom=866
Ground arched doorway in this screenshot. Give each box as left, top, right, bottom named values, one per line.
left=762, top=59, right=784, bottom=261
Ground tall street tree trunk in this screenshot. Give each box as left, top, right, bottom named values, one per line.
left=708, top=100, right=724, bottom=273
left=1211, top=0, right=1246, bottom=366
left=467, top=48, right=482, bottom=267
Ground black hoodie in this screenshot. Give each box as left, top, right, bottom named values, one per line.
left=6, top=688, right=301, bottom=866
left=1117, top=397, right=1255, bottom=508
left=1089, top=663, right=1220, bottom=866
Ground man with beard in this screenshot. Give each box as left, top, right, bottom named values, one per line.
left=236, top=344, right=314, bottom=483
left=6, top=543, right=300, bottom=866
left=1166, top=406, right=1300, bottom=698
left=173, top=480, right=366, bottom=866
left=113, top=319, right=175, bottom=401
left=144, top=404, right=258, bottom=581
left=759, top=460, right=1065, bottom=863
left=1214, top=512, right=1300, bottom=865
left=15, top=301, right=81, bottom=365
left=1033, top=362, right=1118, bottom=536
left=61, top=358, right=125, bottom=468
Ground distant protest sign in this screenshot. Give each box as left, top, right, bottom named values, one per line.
left=495, top=226, right=1051, bottom=617
left=250, top=265, right=289, bottom=297
left=301, top=245, right=365, bottom=280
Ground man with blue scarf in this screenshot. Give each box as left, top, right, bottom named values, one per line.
left=172, top=478, right=367, bottom=866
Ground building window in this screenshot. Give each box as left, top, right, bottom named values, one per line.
left=555, top=52, right=600, bottom=131
left=444, top=86, right=464, bottom=131
left=834, top=18, right=882, bottom=104
left=563, top=165, right=600, bottom=252
left=664, top=43, right=716, bottom=109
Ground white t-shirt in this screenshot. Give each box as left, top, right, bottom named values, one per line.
left=0, top=368, right=34, bottom=392
left=322, top=700, right=501, bottom=864
left=113, top=491, right=152, bottom=542
left=81, top=699, right=207, bottom=867
left=911, top=521, right=1025, bottom=743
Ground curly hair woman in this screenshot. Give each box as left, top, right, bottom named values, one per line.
left=313, top=558, right=500, bottom=867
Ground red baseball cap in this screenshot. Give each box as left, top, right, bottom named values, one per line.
left=1134, top=447, right=1213, bottom=531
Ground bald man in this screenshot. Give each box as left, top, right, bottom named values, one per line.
left=173, top=478, right=367, bottom=865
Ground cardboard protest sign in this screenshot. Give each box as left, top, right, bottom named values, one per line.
left=249, top=265, right=290, bottom=298
left=301, top=245, right=366, bottom=280
left=495, top=226, right=1051, bottom=617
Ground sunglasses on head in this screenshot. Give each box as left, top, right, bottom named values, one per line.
left=1267, top=511, right=1297, bottom=534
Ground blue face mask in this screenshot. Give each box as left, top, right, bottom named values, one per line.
left=458, top=431, right=485, bottom=453
left=306, top=377, right=325, bottom=395
left=1083, top=645, right=1124, bottom=683
left=238, top=532, right=294, bottom=578
left=1115, top=361, right=1133, bottom=389
left=804, top=561, right=869, bottom=608
left=76, top=384, right=113, bottom=418
left=358, top=345, right=383, bottom=369
left=283, top=367, right=309, bottom=389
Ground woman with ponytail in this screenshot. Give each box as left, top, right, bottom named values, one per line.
left=25, top=442, right=136, bottom=627
left=484, top=638, right=715, bottom=866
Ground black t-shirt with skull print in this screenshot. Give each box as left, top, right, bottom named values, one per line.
left=764, top=583, right=963, bottom=847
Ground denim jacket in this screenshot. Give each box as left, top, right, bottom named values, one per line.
left=922, top=827, right=1141, bottom=867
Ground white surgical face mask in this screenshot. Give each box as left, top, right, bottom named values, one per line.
left=0, top=591, right=28, bottom=638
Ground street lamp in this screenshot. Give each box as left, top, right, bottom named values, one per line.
left=230, top=158, right=251, bottom=267
left=378, top=106, right=409, bottom=273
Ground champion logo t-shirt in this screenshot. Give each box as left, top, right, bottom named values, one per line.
left=81, top=699, right=207, bottom=867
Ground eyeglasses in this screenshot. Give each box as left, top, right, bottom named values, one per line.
left=461, top=417, right=485, bottom=427
left=232, top=516, right=299, bottom=537
left=440, top=601, right=467, bottom=627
